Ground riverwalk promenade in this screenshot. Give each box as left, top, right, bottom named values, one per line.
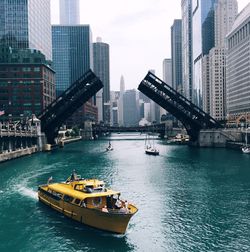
left=0, top=116, right=248, bottom=163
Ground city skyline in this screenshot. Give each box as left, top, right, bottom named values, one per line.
left=51, top=0, right=249, bottom=91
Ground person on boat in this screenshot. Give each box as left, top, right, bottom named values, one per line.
left=102, top=205, right=108, bottom=213
left=70, top=170, right=77, bottom=181
left=124, top=200, right=128, bottom=209
left=119, top=206, right=128, bottom=214
left=81, top=200, right=87, bottom=208
left=115, top=198, right=122, bottom=209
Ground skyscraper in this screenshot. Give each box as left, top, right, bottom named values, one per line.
left=52, top=0, right=98, bottom=125
left=0, top=0, right=52, bottom=60
left=162, top=58, right=172, bottom=87
left=118, top=76, right=125, bottom=126
left=60, top=0, right=80, bottom=25
left=215, top=0, right=238, bottom=47
left=226, top=3, right=250, bottom=122
left=171, top=19, right=183, bottom=93
left=52, top=25, right=93, bottom=96
left=123, top=90, right=139, bottom=127
left=181, top=0, right=193, bottom=100
left=93, top=37, right=110, bottom=124
left=120, top=75, right=125, bottom=94
left=161, top=59, right=172, bottom=119
left=110, top=91, right=119, bottom=126
left=192, top=0, right=217, bottom=108
left=202, top=0, right=238, bottom=120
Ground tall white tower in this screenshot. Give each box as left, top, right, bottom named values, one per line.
left=60, top=0, right=80, bottom=25
left=118, top=75, right=125, bottom=126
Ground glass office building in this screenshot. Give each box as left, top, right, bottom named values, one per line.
left=192, top=0, right=217, bottom=107
left=0, top=0, right=52, bottom=60
left=123, top=90, right=139, bottom=127
left=93, top=38, right=110, bottom=124
left=181, top=0, right=193, bottom=101
left=52, top=25, right=93, bottom=96
left=171, top=19, right=183, bottom=93
left=60, top=0, right=80, bottom=25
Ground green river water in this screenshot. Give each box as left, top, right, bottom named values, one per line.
left=0, top=133, right=249, bottom=252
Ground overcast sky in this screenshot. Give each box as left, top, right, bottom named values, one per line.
left=51, top=0, right=249, bottom=91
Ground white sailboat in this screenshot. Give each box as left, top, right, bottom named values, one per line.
left=145, top=133, right=159, bottom=156
left=106, top=140, right=113, bottom=151
left=242, top=127, right=250, bottom=154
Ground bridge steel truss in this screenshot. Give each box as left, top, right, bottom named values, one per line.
left=138, top=72, right=222, bottom=142
left=38, top=69, right=103, bottom=144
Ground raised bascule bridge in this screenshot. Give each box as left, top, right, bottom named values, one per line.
left=138, top=72, right=239, bottom=146
left=38, top=69, right=103, bottom=144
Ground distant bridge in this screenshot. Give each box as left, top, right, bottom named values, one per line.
left=92, top=123, right=166, bottom=138
left=138, top=72, right=223, bottom=142
left=38, top=69, right=103, bottom=144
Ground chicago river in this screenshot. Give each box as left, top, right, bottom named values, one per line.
left=0, top=133, right=249, bottom=252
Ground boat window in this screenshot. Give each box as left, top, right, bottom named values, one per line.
left=74, top=198, right=81, bottom=205
left=84, top=186, right=93, bottom=193
left=92, top=197, right=102, bottom=207
left=64, top=195, right=74, bottom=203
left=74, top=184, right=84, bottom=191
left=52, top=191, right=62, bottom=199
left=44, top=189, right=62, bottom=200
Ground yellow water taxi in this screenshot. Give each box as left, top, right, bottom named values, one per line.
left=38, top=172, right=138, bottom=234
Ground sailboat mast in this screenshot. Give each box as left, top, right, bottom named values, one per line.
left=246, top=128, right=248, bottom=146
left=246, top=113, right=248, bottom=147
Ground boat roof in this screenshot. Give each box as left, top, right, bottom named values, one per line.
left=46, top=179, right=120, bottom=200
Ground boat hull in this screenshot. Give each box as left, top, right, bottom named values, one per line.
left=242, top=147, right=250, bottom=154
left=145, top=149, right=159, bottom=155
left=38, top=189, right=134, bottom=234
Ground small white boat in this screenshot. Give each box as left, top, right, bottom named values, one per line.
left=242, top=127, right=250, bottom=154
left=106, top=141, right=113, bottom=151
left=242, top=146, right=250, bottom=154
left=145, top=146, right=159, bottom=156
left=145, top=133, right=159, bottom=155
left=106, top=145, right=113, bottom=151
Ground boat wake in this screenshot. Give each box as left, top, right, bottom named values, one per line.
left=17, top=185, right=37, bottom=200
left=11, top=167, right=54, bottom=201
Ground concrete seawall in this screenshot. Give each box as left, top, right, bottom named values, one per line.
left=0, top=146, right=38, bottom=163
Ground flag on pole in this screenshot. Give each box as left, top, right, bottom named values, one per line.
left=0, top=110, right=5, bottom=116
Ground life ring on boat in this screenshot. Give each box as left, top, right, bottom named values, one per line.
left=92, top=197, right=102, bottom=207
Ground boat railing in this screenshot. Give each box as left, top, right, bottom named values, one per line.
left=82, top=203, right=131, bottom=214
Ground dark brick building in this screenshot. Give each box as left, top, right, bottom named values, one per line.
left=0, top=46, right=55, bottom=117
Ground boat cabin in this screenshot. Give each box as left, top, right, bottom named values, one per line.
left=41, top=177, right=126, bottom=212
